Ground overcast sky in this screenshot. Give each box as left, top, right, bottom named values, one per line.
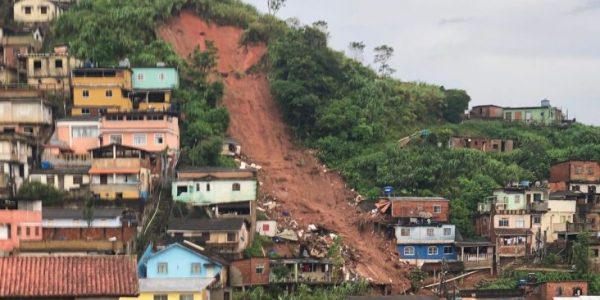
left=243, top=0, right=600, bottom=125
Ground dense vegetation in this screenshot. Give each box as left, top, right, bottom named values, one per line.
left=233, top=281, right=369, bottom=300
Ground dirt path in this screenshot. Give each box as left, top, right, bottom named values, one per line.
left=159, top=10, right=410, bottom=290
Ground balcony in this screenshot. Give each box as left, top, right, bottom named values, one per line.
left=462, top=253, right=493, bottom=270
left=497, top=245, right=526, bottom=257
left=529, top=201, right=548, bottom=212
left=565, top=222, right=597, bottom=233
left=42, top=153, right=90, bottom=168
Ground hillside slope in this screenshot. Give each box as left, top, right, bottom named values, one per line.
left=159, top=10, right=409, bottom=289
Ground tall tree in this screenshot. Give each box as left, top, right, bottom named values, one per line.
left=267, top=0, right=287, bottom=16
left=442, top=89, right=471, bottom=123
left=573, top=231, right=590, bottom=279
left=348, top=41, right=366, bottom=63
left=373, top=45, right=395, bottom=77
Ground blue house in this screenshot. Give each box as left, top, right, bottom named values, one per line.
left=130, top=67, right=179, bottom=111
left=395, top=222, right=457, bottom=266
left=138, top=241, right=228, bottom=280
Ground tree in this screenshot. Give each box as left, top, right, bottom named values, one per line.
left=373, top=44, right=395, bottom=77
left=348, top=41, right=366, bottom=63
left=16, top=182, right=64, bottom=205
left=442, top=89, right=471, bottom=123
left=267, top=0, right=287, bottom=16
left=573, top=231, right=590, bottom=279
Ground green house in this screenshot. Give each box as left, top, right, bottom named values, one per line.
left=131, top=67, right=179, bottom=90
left=503, top=99, right=564, bottom=125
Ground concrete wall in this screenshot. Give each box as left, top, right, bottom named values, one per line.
left=131, top=68, right=179, bottom=90
left=230, top=258, right=270, bottom=287
left=146, top=245, right=223, bottom=279
left=493, top=214, right=531, bottom=229
left=100, top=115, right=179, bottom=152
left=172, top=179, right=257, bottom=205
left=535, top=199, right=576, bottom=242
left=256, top=221, right=276, bottom=237
left=0, top=99, right=52, bottom=125
left=26, top=54, right=79, bottom=91
left=0, top=207, right=42, bottom=253
left=71, top=69, right=133, bottom=116
left=395, top=224, right=455, bottom=243
left=14, top=0, right=61, bottom=23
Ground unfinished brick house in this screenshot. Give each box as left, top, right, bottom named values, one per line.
left=388, top=197, right=450, bottom=222
left=549, top=160, right=600, bottom=193
left=448, top=136, right=514, bottom=153
left=469, top=105, right=504, bottom=120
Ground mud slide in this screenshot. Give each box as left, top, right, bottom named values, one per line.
left=159, top=10, right=410, bottom=290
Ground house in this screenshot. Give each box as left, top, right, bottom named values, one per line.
left=99, top=111, right=180, bottom=153
left=52, top=116, right=101, bottom=155
left=256, top=220, right=277, bottom=237
left=0, top=89, right=53, bottom=138
left=549, top=160, right=600, bottom=194
left=167, top=218, right=249, bottom=259
left=455, top=232, right=494, bottom=274
left=0, top=256, right=139, bottom=299
left=89, top=143, right=152, bottom=201
left=0, top=199, right=42, bottom=254
left=395, top=219, right=457, bottom=266
left=28, top=167, right=90, bottom=197
left=133, top=241, right=230, bottom=300
left=0, top=32, right=43, bottom=84
left=230, top=257, right=270, bottom=287
left=531, top=197, right=576, bottom=243
left=448, top=136, right=514, bottom=153
left=532, top=280, right=587, bottom=300
left=71, top=67, right=133, bottom=116
left=222, top=137, right=241, bottom=157
left=268, top=258, right=337, bottom=284
left=130, top=67, right=179, bottom=111
left=469, top=105, right=504, bottom=120
left=172, top=167, right=257, bottom=223
left=458, top=289, right=525, bottom=300
left=23, top=207, right=137, bottom=254
left=0, top=132, right=34, bottom=199
left=20, top=47, right=80, bottom=91
left=503, top=99, right=565, bottom=125
left=13, top=0, right=62, bottom=23
left=387, top=197, right=450, bottom=222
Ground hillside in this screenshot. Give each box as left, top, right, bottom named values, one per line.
left=158, top=10, right=410, bottom=289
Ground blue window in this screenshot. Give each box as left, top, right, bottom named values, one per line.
left=404, top=246, right=415, bottom=256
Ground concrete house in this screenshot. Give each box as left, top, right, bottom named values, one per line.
left=503, top=99, right=565, bottom=125
left=71, top=68, right=133, bottom=116
left=21, top=46, right=80, bottom=91
left=388, top=197, right=450, bottom=222
left=28, top=166, right=90, bottom=196
left=0, top=89, right=53, bottom=138
left=395, top=220, right=457, bottom=266
left=549, top=160, right=600, bottom=194
left=52, top=116, right=100, bottom=155
left=0, top=133, right=34, bottom=199
left=448, top=136, right=514, bottom=153
left=14, top=0, right=62, bottom=23
left=99, top=111, right=180, bottom=154
left=89, top=143, right=151, bottom=201
left=130, top=67, right=179, bottom=111
left=0, top=32, right=43, bottom=84
left=0, top=199, right=42, bottom=254
left=167, top=218, right=249, bottom=259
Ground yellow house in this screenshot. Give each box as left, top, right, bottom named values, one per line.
left=13, top=0, right=61, bottom=23
left=71, top=68, right=133, bottom=116
left=120, top=278, right=213, bottom=300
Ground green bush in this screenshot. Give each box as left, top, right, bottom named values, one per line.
left=16, top=182, right=64, bottom=205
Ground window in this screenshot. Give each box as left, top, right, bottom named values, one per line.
left=133, top=134, right=146, bottom=145
left=588, top=167, right=595, bottom=175
left=262, top=223, right=270, bottom=231
left=514, top=195, right=521, bottom=204
left=33, top=60, right=41, bottom=69
left=576, top=167, right=583, bottom=175
left=154, top=134, right=164, bottom=145
left=533, top=193, right=542, bottom=202
left=26, top=227, right=30, bottom=236
left=47, top=175, right=55, bottom=185
left=499, top=218, right=509, bottom=227
left=72, top=175, right=83, bottom=185
left=105, top=90, right=113, bottom=97
left=206, top=183, right=210, bottom=191
left=593, top=249, right=599, bottom=257
left=158, top=72, right=165, bottom=81
left=191, top=263, right=201, bottom=274
left=400, top=228, right=410, bottom=236
left=176, top=185, right=188, bottom=196
left=82, top=90, right=89, bottom=98
left=426, top=228, right=434, bottom=236
left=98, top=108, right=107, bottom=115
left=137, top=73, right=144, bottom=81
left=443, top=228, right=451, bottom=236
left=443, top=246, right=453, bottom=254
left=109, top=134, right=122, bottom=144
left=428, top=246, right=438, bottom=256
left=533, top=215, right=541, bottom=224
left=256, top=264, right=265, bottom=274
left=24, top=6, right=32, bottom=14
left=404, top=246, right=415, bottom=256
left=515, top=219, right=525, bottom=228
left=556, top=286, right=563, bottom=296
left=180, top=295, right=193, bottom=300
left=55, top=59, right=63, bottom=68
left=227, top=232, right=236, bottom=242
left=232, top=183, right=241, bottom=191
left=154, top=295, right=168, bottom=300
left=572, top=185, right=581, bottom=191
left=17, top=226, right=21, bottom=236
left=196, top=183, right=200, bottom=191
left=72, top=126, right=99, bottom=138
left=40, top=6, right=48, bottom=14
left=35, top=226, right=39, bottom=236
left=433, top=205, right=442, bottom=214
left=157, top=262, right=168, bottom=274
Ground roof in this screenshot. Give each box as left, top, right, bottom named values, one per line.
left=179, top=241, right=230, bottom=266
left=89, top=143, right=146, bottom=153
left=177, top=166, right=252, bottom=173
left=504, top=105, right=556, bottom=110
left=89, top=167, right=140, bottom=174
left=459, top=288, right=525, bottom=298
left=43, top=207, right=123, bottom=219
left=495, top=228, right=532, bottom=236
left=168, top=217, right=245, bottom=232
left=30, top=167, right=90, bottom=175
left=550, top=190, right=585, bottom=200
left=57, top=115, right=101, bottom=122
left=0, top=256, right=138, bottom=298
left=471, top=104, right=503, bottom=109
left=138, top=278, right=213, bottom=293
left=386, top=197, right=449, bottom=202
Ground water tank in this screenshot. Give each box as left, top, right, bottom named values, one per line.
left=383, top=186, right=394, bottom=196
left=541, top=99, right=550, bottom=107
left=40, top=161, right=53, bottom=170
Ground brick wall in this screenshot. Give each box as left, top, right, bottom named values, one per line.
left=230, top=258, right=270, bottom=287
left=391, top=199, right=449, bottom=222
left=540, top=281, right=587, bottom=300
left=44, top=225, right=136, bottom=242
left=569, top=161, right=600, bottom=183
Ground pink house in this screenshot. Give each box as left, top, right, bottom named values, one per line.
left=0, top=200, right=42, bottom=254
left=53, top=116, right=101, bottom=155
left=99, top=112, right=179, bottom=153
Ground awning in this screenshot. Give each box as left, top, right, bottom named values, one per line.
left=89, top=168, right=140, bottom=174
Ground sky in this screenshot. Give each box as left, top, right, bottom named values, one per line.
left=243, top=0, right=600, bottom=125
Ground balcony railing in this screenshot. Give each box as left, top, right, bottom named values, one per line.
left=566, top=222, right=597, bottom=233
left=497, top=245, right=526, bottom=257
left=461, top=253, right=493, bottom=270
left=529, top=201, right=548, bottom=212
left=42, top=153, right=91, bottom=167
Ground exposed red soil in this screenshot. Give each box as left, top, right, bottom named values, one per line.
left=159, top=10, right=410, bottom=291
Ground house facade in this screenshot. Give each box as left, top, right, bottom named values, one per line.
left=173, top=168, right=257, bottom=205
left=71, top=68, right=133, bottom=116
left=503, top=99, right=565, bottom=125
left=549, top=160, right=600, bottom=193
left=130, top=67, right=179, bottom=111
left=1, top=33, right=43, bottom=84
left=469, top=105, right=504, bottom=120
left=13, top=0, right=62, bottom=23
left=28, top=167, right=90, bottom=195
left=89, top=144, right=151, bottom=201
left=388, top=197, right=450, bottom=222
left=395, top=222, right=457, bottom=266
left=53, top=116, right=100, bottom=154
left=448, top=136, right=514, bottom=153
left=0, top=89, right=53, bottom=138
left=99, top=112, right=180, bottom=153
left=0, top=200, right=42, bottom=254
left=21, top=49, right=80, bottom=91
left=0, top=133, right=34, bottom=199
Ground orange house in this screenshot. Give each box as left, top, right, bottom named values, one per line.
left=99, top=112, right=179, bottom=153
left=53, top=116, right=100, bottom=155
left=0, top=200, right=42, bottom=254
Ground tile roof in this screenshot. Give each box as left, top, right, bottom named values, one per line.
left=168, top=217, right=245, bottom=232
left=387, top=196, right=449, bottom=202
left=0, top=256, right=139, bottom=298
